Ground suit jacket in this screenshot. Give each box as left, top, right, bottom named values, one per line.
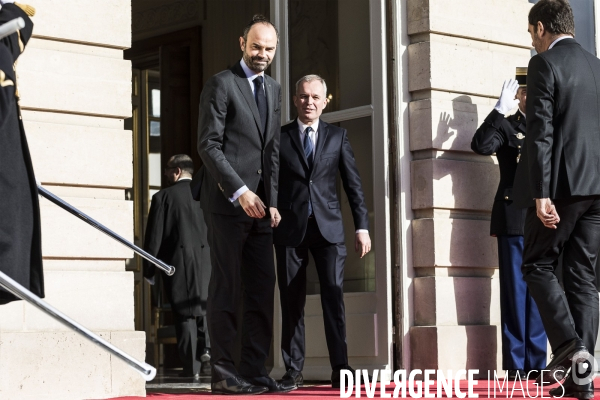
left=471, top=109, right=527, bottom=236
left=197, top=62, right=281, bottom=215
left=0, top=4, right=44, bottom=304
left=513, top=38, right=600, bottom=207
left=143, top=180, right=211, bottom=317
left=273, top=119, right=369, bottom=246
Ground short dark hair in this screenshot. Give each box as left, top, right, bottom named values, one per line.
left=167, top=154, right=194, bottom=176
left=242, top=14, right=279, bottom=44
left=528, top=0, right=575, bottom=36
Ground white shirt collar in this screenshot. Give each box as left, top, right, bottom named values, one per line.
left=298, top=118, right=320, bottom=135
left=240, top=59, right=263, bottom=79
left=177, top=177, right=192, bottom=182
left=548, top=35, right=573, bottom=50
left=517, top=108, right=526, bottom=120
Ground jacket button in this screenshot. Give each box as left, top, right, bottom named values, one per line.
left=505, top=196, right=509, bottom=200
left=257, top=169, right=262, bottom=174
left=518, top=145, right=521, bottom=149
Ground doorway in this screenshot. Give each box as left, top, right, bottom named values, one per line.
left=125, top=27, right=203, bottom=369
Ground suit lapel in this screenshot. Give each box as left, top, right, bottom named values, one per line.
left=265, top=78, right=274, bottom=141
left=312, top=119, right=329, bottom=163
left=231, top=64, right=264, bottom=138
left=289, top=120, right=309, bottom=169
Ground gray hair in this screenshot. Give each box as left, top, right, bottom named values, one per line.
left=167, top=154, right=194, bottom=176
left=295, top=74, right=327, bottom=96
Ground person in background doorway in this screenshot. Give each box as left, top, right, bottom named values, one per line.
left=143, top=154, right=212, bottom=379
left=471, top=68, right=547, bottom=381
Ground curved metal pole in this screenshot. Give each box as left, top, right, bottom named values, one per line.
left=37, top=185, right=175, bottom=276
left=0, top=271, right=157, bottom=381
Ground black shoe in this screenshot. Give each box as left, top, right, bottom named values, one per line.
left=549, top=370, right=595, bottom=399
left=211, top=376, right=268, bottom=395
left=536, top=339, right=590, bottom=386
left=244, top=375, right=296, bottom=393
left=200, top=348, right=211, bottom=363
left=332, top=366, right=371, bottom=389
left=282, top=368, right=304, bottom=387
left=506, top=370, right=527, bottom=380
left=200, top=360, right=211, bottom=376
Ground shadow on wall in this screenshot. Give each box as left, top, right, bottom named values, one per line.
left=433, top=95, right=498, bottom=374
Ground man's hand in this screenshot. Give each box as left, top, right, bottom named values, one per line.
left=270, top=207, right=281, bottom=228
left=535, top=198, right=560, bottom=229
left=494, top=79, right=520, bottom=114
left=239, top=190, right=266, bottom=218
left=355, top=232, right=371, bottom=258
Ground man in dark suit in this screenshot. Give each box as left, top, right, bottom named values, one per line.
left=143, top=155, right=212, bottom=379
left=512, top=0, right=600, bottom=396
left=0, top=1, right=44, bottom=305
left=197, top=15, right=294, bottom=395
left=273, top=75, right=371, bottom=388
left=471, top=70, right=546, bottom=381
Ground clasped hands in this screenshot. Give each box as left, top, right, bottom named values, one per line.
left=239, top=190, right=281, bottom=227
left=536, top=198, right=560, bottom=229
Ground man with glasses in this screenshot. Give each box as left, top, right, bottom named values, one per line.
left=144, top=154, right=212, bottom=379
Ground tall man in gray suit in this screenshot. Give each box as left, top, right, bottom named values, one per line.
left=197, top=15, right=294, bottom=395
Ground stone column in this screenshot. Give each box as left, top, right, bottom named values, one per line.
left=406, top=0, right=532, bottom=374
left=0, top=1, right=145, bottom=399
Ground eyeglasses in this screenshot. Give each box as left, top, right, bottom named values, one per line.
left=164, top=166, right=178, bottom=172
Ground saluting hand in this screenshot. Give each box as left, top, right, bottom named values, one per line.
left=495, top=79, right=520, bottom=115
left=239, top=190, right=266, bottom=218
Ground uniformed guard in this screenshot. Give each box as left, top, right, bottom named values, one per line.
left=471, top=68, right=547, bottom=380
left=0, top=1, right=43, bottom=305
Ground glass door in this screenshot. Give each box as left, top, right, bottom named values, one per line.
left=270, top=0, right=391, bottom=380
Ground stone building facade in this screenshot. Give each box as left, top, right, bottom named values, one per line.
left=1, top=0, right=599, bottom=399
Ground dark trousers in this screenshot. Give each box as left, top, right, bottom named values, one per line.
left=522, top=196, right=600, bottom=353
left=173, top=312, right=211, bottom=375
left=276, top=218, right=348, bottom=371
left=204, top=209, right=275, bottom=382
left=497, top=235, right=547, bottom=370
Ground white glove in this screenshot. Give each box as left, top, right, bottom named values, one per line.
left=494, top=79, right=520, bottom=114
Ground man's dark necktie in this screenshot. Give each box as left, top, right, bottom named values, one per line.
left=303, top=126, right=314, bottom=216
left=253, top=75, right=267, bottom=133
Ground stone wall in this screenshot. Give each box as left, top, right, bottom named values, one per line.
left=406, top=0, right=532, bottom=373
left=0, top=1, right=144, bottom=399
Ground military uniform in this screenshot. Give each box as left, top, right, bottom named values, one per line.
left=0, top=2, right=43, bottom=304
left=471, top=68, right=547, bottom=373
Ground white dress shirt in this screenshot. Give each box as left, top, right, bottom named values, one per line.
left=230, top=59, right=267, bottom=202
left=297, top=118, right=368, bottom=234
left=548, top=35, right=573, bottom=50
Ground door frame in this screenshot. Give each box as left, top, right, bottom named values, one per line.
left=269, top=0, right=393, bottom=379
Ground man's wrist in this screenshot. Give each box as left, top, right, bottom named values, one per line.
left=229, top=185, right=249, bottom=202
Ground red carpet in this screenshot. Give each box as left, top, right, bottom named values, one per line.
left=104, top=378, right=600, bottom=399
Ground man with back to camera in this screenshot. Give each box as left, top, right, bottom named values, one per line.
left=471, top=69, right=547, bottom=381
left=273, top=74, right=371, bottom=388
left=143, top=154, right=211, bottom=379
left=0, top=1, right=44, bottom=305
left=511, top=0, right=600, bottom=397
left=197, top=14, right=295, bottom=395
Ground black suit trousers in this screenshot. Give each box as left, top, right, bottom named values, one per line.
left=173, top=312, right=211, bottom=375
left=276, top=218, right=348, bottom=371
left=522, top=196, right=600, bottom=353
left=203, top=208, right=275, bottom=382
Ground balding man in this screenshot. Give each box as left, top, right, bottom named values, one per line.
left=273, top=75, right=371, bottom=388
